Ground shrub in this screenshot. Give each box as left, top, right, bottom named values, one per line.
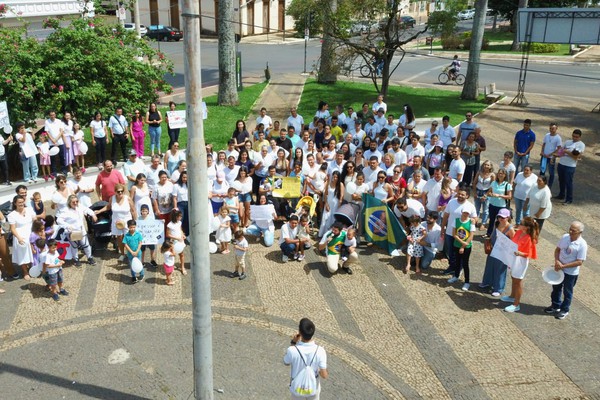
left=530, top=42, right=560, bottom=53
left=441, top=36, right=462, bottom=50
left=463, top=37, right=490, bottom=50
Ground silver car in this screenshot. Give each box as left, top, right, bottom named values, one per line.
left=124, top=23, right=148, bottom=36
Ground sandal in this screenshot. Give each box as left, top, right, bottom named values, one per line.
left=166, top=281, right=174, bottom=286
left=181, top=269, right=187, bottom=276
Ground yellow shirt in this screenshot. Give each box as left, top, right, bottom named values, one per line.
left=253, top=139, right=270, bottom=152
left=331, top=126, right=343, bottom=142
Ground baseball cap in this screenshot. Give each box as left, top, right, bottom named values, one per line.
left=498, top=208, right=511, bottom=218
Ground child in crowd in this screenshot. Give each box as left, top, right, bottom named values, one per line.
left=406, top=215, right=426, bottom=275
left=296, top=215, right=312, bottom=261
left=449, top=210, right=475, bottom=291
left=37, top=133, right=52, bottom=181
left=31, top=192, right=46, bottom=221
left=44, top=215, right=56, bottom=238
left=138, top=205, right=158, bottom=268
left=231, top=230, right=248, bottom=280
left=42, top=239, right=68, bottom=301
left=123, top=219, right=144, bottom=284
left=438, top=177, right=453, bottom=213
left=216, top=205, right=231, bottom=254
left=167, top=209, right=186, bottom=275
left=30, top=220, right=46, bottom=270
left=72, top=122, right=87, bottom=172
left=340, top=227, right=357, bottom=265
left=161, top=240, right=175, bottom=286
left=35, top=238, right=50, bottom=291
left=224, top=187, right=240, bottom=233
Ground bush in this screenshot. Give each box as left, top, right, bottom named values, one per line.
left=441, top=36, right=462, bottom=50
left=530, top=42, right=560, bottom=53
left=463, top=37, right=490, bottom=50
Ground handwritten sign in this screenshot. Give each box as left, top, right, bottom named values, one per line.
left=272, top=176, right=302, bottom=198
left=490, top=229, right=517, bottom=266
left=250, top=204, right=276, bottom=221
left=137, top=219, right=165, bottom=245
left=0, top=101, right=9, bottom=128
left=167, top=110, right=187, bottom=129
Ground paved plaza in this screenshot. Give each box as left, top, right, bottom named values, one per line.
left=0, top=68, right=599, bottom=399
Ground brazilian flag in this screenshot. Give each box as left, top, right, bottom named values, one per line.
left=363, top=194, right=406, bottom=255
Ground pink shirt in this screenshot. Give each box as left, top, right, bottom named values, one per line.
left=95, top=170, right=125, bottom=202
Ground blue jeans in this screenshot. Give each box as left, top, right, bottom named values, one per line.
left=540, top=156, right=557, bottom=189
left=513, top=153, right=529, bottom=173
left=514, top=197, right=529, bottom=224
left=444, top=234, right=456, bottom=271
left=51, top=144, right=66, bottom=174
left=280, top=242, right=297, bottom=258
left=149, top=125, right=162, bottom=154
left=421, top=246, right=436, bottom=269
left=21, top=155, right=39, bottom=182
left=551, top=273, right=578, bottom=312
left=128, top=257, right=145, bottom=278
left=557, top=163, right=576, bottom=202
left=177, top=201, right=189, bottom=236
left=474, top=190, right=489, bottom=226
left=246, top=224, right=274, bottom=247
left=481, top=256, right=507, bottom=293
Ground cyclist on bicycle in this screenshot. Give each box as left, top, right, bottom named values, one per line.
left=448, top=55, right=461, bottom=80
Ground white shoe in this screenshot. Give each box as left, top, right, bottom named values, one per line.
left=447, top=276, right=459, bottom=283
left=118, top=255, right=126, bottom=262
left=462, top=283, right=470, bottom=291
left=282, top=255, right=289, bottom=262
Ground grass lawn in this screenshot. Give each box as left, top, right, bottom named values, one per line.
left=83, top=82, right=267, bottom=163
left=297, top=79, right=487, bottom=125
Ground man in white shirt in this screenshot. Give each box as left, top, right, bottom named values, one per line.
left=383, top=114, right=398, bottom=136
left=539, top=122, right=562, bottom=190
left=364, top=141, right=382, bottom=163
left=448, top=145, right=465, bottom=182
left=364, top=116, right=381, bottom=140
left=286, top=107, right=304, bottom=134
left=279, top=215, right=303, bottom=262
left=419, top=211, right=442, bottom=269
left=123, top=150, right=146, bottom=190
left=44, top=110, right=65, bottom=176
left=388, top=137, right=407, bottom=167
left=374, top=108, right=387, bottom=127
left=436, top=115, right=455, bottom=151
left=327, top=151, right=346, bottom=175
left=337, top=133, right=357, bottom=155
left=556, top=129, right=585, bottom=205
left=393, top=197, right=425, bottom=230
left=15, top=123, right=39, bottom=184
left=441, top=185, right=476, bottom=274
left=108, top=107, right=130, bottom=163
left=363, top=156, right=383, bottom=184
left=256, top=107, right=274, bottom=135
left=372, top=94, right=387, bottom=113
left=68, top=166, right=94, bottom=208
left=422, top=167, right=444, bottom=214
left=351, top=120, right=366, bottom=148
left=284, top=318, right=328, bottom=399
left=345, top=107, right=357, bottom=133
left=302, top=154, right=320, bottom=190
left=145, top=154, right=167, bottom=188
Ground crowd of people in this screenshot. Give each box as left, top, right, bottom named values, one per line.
left=0, top=98, right=588, bottom=318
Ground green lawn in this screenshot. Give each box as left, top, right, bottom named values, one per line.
left=297, top=79, right=487, bottom=125
left=83, top=82, right=267, bottom=162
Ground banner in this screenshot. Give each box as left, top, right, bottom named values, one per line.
left=272, top=176, right=302, bottom=199
left=363, top=194, right=406, bottom=255
left=250, top=204, right=276, bottom=221
left=490, top=228, right=517, bottom=266
left=166, top=110, right=187, bottom=129
left=137, top=219, right=165, bottom=245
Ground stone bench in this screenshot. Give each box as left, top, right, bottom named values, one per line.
left=484, top=83, right=504, bottom=104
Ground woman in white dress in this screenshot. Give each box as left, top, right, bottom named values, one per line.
left=51, top=175, right=75, bottom=220
left=130, top=173, right=154, bottom=219
left=318, top=171, right=345, bottom=237
left=172, top=171, right=189, bottom=236
left=57, top=195, right=97, bottom=266
left=95, top=183, right=136, bottom=262
left=8, top=195, right=36, bottom=279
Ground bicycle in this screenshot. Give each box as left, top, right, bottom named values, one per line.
left=438, top=66, right=465, bottom=85
left=359, top=57, right=383, bottom=78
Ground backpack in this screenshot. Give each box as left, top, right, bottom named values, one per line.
left=289, top=346, right=319, bottom=397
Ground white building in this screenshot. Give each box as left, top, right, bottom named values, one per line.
left=128, top=0, right=294, bottom=37
left=0, top=1, right=90, bottom=25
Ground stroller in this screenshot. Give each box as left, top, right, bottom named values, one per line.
left=295, top=196, right=318, bottom=220
left=87, top=200, right=112, bottom=250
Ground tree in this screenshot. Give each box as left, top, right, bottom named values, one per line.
left=217, top=0, right=239, bottom=105
left=318, top=0, right=338, bottom=84
left=0, top=18, right=173, bottom=125
left=461, top=0, right=488, bottom=100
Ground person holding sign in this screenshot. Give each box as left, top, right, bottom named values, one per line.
left=502, top=217, right=539, bottom=313
left=480, top=208, right=515, bottom=297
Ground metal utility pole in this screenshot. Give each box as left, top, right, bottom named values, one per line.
left=181, top=0, right=214, bottom=399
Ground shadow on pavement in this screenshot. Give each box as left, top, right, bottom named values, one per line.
left=104, top=272, right=131, bottom=284
left=0, top=362, right=151, bottom=400
left=21, top=282, right=49, bottom=299
left=212, top=269, right=232, bottom=278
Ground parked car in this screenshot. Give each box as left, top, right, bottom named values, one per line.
left=457, top=9, right=475, bottom=20
left=124, top=23, right=148, bottom=36
left=399, top=15, right=416, bottom=28
left=147, top=25, right=183, bottom=41
left=349, top=20, right=378, bottom=35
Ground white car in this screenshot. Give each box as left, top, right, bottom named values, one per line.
left=457, top=9, right=475, bottom=20
left=124, top=23, right=148, bottom=36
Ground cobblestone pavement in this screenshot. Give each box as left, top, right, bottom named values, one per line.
left=0, top=75, right=599, bottom=399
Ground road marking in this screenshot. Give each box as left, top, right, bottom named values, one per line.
left=108, top=348, right=130, bottom=365
left=401, top=66, right=441, bottom=83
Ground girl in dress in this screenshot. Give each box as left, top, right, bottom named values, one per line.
left=406, top=215, right=426, bottom=274
left=72, top=123, right=87, bottom=172
left=160, top=240, right=175, bottom=286
left=130, top=173, right=153, bottom=219
left=318, top=171, right=344, bottom=237
left=62, top=112, right=75, bottom=174
left=438, top=177, right=453, bottom=214
left=8, top=196, right=36, bottom=279
left=426, top=143, right=445, bottom=176
left=167, top=209, right=186, bottom=275
left=37, top=133, right=52, bottom=181
left=224, top=187, right=240, bottom=233
left=216, top=205, right=231, bottom=254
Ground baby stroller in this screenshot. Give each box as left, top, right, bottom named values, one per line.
left=87, top=200, right=112, bottom=250
left=295, top=196, right=318, bottom=219
left=334, top=203, right=361, bottom=229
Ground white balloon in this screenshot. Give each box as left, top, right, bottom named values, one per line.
left=49, top=146, right=60, bottom=156
left=29, top=264, right=42, bottom=278
left=173, top=241, right=185, bottom=254
left=209, top=242, right=218, bottom=253
left=3, top=125, right=13, bottom=134
left=79, top=141, right=89, bottom=154
left=211, top=216, right=220, bottom=232
left=131, top=257, right=143, bottom=273
left=346, top=181, right=357, bottom=195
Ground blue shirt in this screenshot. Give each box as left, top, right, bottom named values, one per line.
left=123, top=231, right=144, bottom=260
left=514, top=129, right=536, bottom=154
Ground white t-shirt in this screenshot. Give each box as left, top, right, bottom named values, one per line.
left=364, top=123, right=381, bottom=140
left=513, top=172, right=538, bottom=201
left=90, top=120, right=107, bottom=138
left=421, top=221, right=442, bottom=252
left=279, top=222, right=299, bottom=245
left=389, top=149, right=407, bottom=166
left=448, top=158, right=466, bottom=180
left=436, top=125, right=455, bottom=149
left=256, top=115, right=273, bottom=130
left=43, top=250, right=62, bottom=275
left=558, top=139, right=585, bottom=168
left=287, top=114, right=304, bottom=133
left=16, top=131, right=38, bottom=159
left=527, top=184, right=552, bottom=219
left=283, top=341, right=327, bottom=387
left=372, top=101, right=387, bottom=113
left=443, top=199, right=476, bottom=235
left=44, top=118, right=64, bottom=145
left=422, top=177, right=443, bottom=211
left=163, top=250, right=175, bottom=267
left=557, top=234, right=587, bottom=275
left=344, top=237, right=357, bottom=248
left=393, top=198, right=425, bottom=219
left=542, top=133, right=562, bottom=157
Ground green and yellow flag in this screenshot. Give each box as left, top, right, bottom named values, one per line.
left=363, top=194, right=407, bottom=255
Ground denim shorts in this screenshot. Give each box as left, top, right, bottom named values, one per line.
left=238, top=192, right=252, bottom=203
left=230, top=213, right=240, bottom=224
left=142, top=244, right=156, bottom=251
left=45, top=269, right=64, bottom=286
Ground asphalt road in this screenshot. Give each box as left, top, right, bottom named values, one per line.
left=157, top=38, right=600, bottom=100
